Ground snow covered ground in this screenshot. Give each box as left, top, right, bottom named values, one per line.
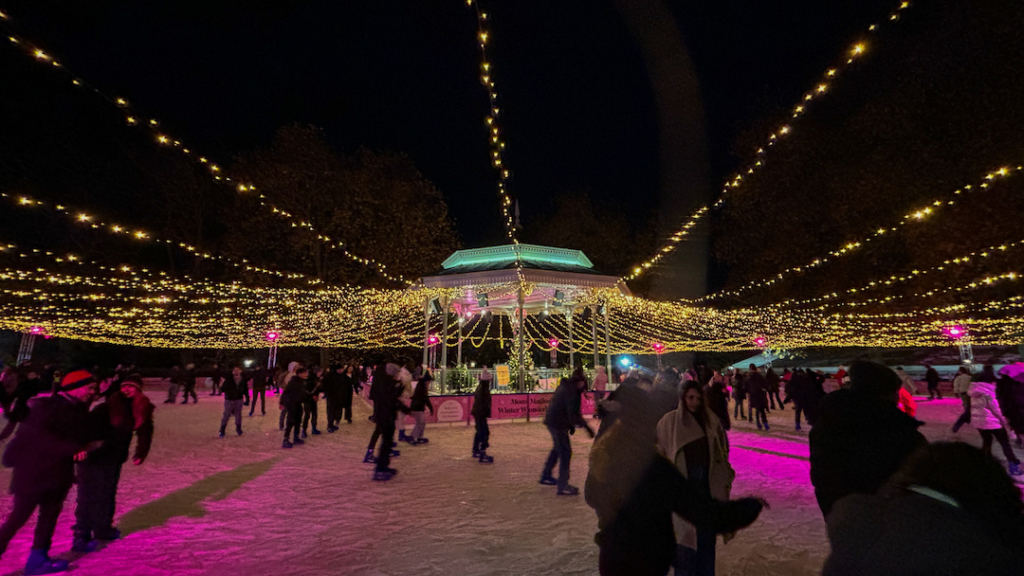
left=0, top=392, right=1019, bottom=576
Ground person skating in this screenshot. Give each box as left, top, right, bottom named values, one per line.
left=218, top=366, right=247, bottom=437
left=181, top=363, right=198, bottom=404
left=339, top=363, right=360, bottom=424
left=208, top=363, right=224, bottom=396
left=321, top=364, right=343, bottom=431
left=786, top=369, right=810, bottom=430
left=586, top=385, right=765, bottom=576
left=280, top=367, right=309, bottom=448
left=408, top=372, right=435, bottom=445
left=995, top=363, right=1024, bottom=448
left=744, top=365, right=770, bottom=431
left=924, top=364, right=942, bottom=400
left=0, top=370, right=99, bottom=575
left=0, top=368, right=46, bottom=441
left=732, top=369, right=747, bottom=421
left=165, top=365, right=184, bottom=404
left=949, top=366, right=973, bottom=432
left=823, top=442, right=1024, bottom=576
left=705, top=370, right=731, bottom=432
left=809, top=361, right=928, bottom=518
left=540, top=375, right=595, bottom=495
left=368, top=363, right=409, bottom=481
left=766, top=367, right=783, bottom=411
left=395, top=361, right=414, bottom=443
left=277, top=362, right=300, bottom=429
left=472, top=370, right=492, bottom=462
left=968, top=365, right=1023, bottom=476
left=248, top=365, right=267, bottom=416
left=657, top=381, right=736, bottom=576
left=301, top=366, right=322, bottom=437
left=71, top=375, right=153, bottom=553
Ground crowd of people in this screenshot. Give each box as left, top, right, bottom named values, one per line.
left=0, top=355, right=1022, bottom=575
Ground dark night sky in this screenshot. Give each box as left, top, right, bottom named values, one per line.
left=2, top=0, right=896, bottom=247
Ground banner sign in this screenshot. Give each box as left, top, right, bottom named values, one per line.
left=387, top=391, right=596, bottom=425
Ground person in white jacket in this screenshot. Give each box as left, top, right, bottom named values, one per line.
left=951, top=366, right=973, bottom=433
left=969, top=365, right=1023, bottom=476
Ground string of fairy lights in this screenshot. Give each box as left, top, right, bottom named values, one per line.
left=0, top=11, right=406, bottom=285
left=685, top=164, right=1022, bottom=304
left=465, top=0, right=518, bottom=243
left=623, top=0, right=915, bottom=282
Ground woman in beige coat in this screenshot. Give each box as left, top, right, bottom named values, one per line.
left=657, top=380, right=735, bottom=576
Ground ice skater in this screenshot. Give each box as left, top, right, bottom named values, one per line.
left=408, top=371, right=434, bottom=444
left=321, top=364, right=343, bottom=431
left=248, top=365, right=267, bottom=416
left=72, top=375, right=153, bottom=553
left=0, top=370, right=99, bottom=575
left=301, top=366, right=322, bottom=437
left=540, top=374, right=594, bottom=495
left=744, top=364, right=770, bottom=431
left=472, top=369, right=493, bottom=462
left=339, top=362, right=360, bottom=424
left=181, top=363, right=198, bottom=404
left=165, top=365, right=184, bottom=404
left=281, top=367, right=309, bottom=448
left=218, top=365, right=247, bottom=437
left=367, top=363, right=409, bottom=481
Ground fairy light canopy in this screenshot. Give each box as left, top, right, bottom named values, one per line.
left=422, top=244, right=629, bottom=315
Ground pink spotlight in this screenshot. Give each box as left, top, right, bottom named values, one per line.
left=548, top=337, right=559, bottom=348
left=265, top=331, right=280, bottom=342
left=943, top=325, right=966, bottom=340
left=28, top=326, right=44, bottom=335
left=652, top=342, right=665, bottom=353
left=753, top=337, right=767, bottom=347
left=427, top=334, right=440, bottom=345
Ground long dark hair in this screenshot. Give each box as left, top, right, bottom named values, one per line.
left=892, top=442, right=1024, bottom=549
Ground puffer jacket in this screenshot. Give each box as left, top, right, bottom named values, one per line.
left=968, top=381, right=1006, bottom=431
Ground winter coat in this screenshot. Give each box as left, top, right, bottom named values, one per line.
left=968, top=381, right=1006, bottom=431
left=410, top=379, right=434, bottom=414
left=706, top=381, right=731, bottom=431
left=250, top=367, right=268, bottom=392
left=320, top=371, right=342, bottom=401
left=221, top=375, right=248, bottom=401
left=925, top=368, right=941, bottom=389
left=744, top=371, right=769, bottom=410
left=995, top=375, right=1024, bottom=433
left=731, top=374, right=747, bottom=400
left=544, top=379, right=586, bottom=431
left=84, top=391, right=154, bottom=465
left=656, top=404, right=734, bottom=549
left=339, top=373, right=359, bottom=406
left=2, top=394, right=92, bottom=496
left=765, top=369, right=781, bottom=394
left=370, top=373, right=405, bottom=422
left=593, top=367, right=608, bottom=392
left=823, top=487, right=1023, bottom=576
left=586, top=419, right=762, bottom=576
left=809, top=389, right=927, bottom=517
left=471, top=381, right=491, bottom=419
left=952, top=373, right=972, bottom=395
left=280, top=376, right=309, bottom=411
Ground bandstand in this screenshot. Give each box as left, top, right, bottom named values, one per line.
left=420, top=244, right=630, bottom=391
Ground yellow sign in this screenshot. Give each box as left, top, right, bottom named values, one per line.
left=494, top=364, right=511, bottom=387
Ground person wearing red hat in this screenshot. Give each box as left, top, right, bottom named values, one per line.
left=0, top=369, right=99, bottom=575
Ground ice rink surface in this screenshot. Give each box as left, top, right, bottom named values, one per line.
left=0, top=392, right=1018, bottom=575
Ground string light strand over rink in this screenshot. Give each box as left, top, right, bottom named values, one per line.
left=624, top=0, right=915, bottom=283
left=0, top=13, right=405, bottom=284
left=466, top=0, right=518, bottom=243
left=683, top=164, right=1022, bottom=304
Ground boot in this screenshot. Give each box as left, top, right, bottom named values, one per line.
left=71, top=533, right=97, bottom=553
left=372, top=470, right=395, bottom=482
left=538, top=476, right=557, bottom=486
left=292, top=437, right=305, bottom=445
left=24, top=550, right=69, bottom=575
left=311, top=428, right=321, bottom=435
left=795, top=423, right=802, bottom=431
left=556, top=485, right=580, bottom=496
left=363, top=449, right=376, bottom=463
left=398, top=429, right=407, bottom=442
left=389, top=449, right=401, bottom=457
left=282, top=439, right=293, bottom=449
left=478, top=451, right=494, bottom=463
left=301, top=430, right=308, bottom=439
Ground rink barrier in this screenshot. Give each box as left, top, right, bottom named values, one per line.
left=361, top=388, right=597, bottom=426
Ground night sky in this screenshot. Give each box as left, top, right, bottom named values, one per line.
left=1, top=0, right=896, bottom=249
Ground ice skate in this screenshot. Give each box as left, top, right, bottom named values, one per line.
left=363, top=449, right=376, bottom=463
left=416, top=438, right=429, bottom=444
left=389, top=449, right=401, bottom=457
left=292, top=437, right=305, bottom=445
left=301, top=430, right=307, bottom=438
left=538, top=476, right=557, bottom=486
left=478, top=451, right=494, bottom=463
left=282, top=439, right=293, bottom=449
left=372, top=470, right=395, bottom=482
left=556, top=485, right=580, bottom=496
left=24, top=550, right=69, bottom=575
left=311, top=428, right=321, bottom=435
left=71, top=536, right=97, bottom=553
left=1010, top=462, right=1023, bottom=476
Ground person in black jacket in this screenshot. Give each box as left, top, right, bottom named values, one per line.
left=408, top=372, right=435, bottom=444
left=924, top=364, right=942, bottom=400
left=71, top=375, right=154, bottom=553
left=301, top=367, right=322, bottom=437
left=218, top=366, right=247, bottom=437
left=248, top=365, right=267, bottom=416
left=540, top=376, right=595, bottom=495
left=706, top=371, right=731, bottom=431
left=280, top=367, right=309, bottom=448
left=586, top=385, right=765, bottom=576
left=0, top=370, right=99, bottom=575
left=321, top=364, right=343, bottom=432
left=787, top=369, right=813, bottom=431
left=744, top=365, right=770, bottom=431
left=0, top=369, right=45, bottom=441
left=766, top=368, right=783, bottom=411
left=338, top=363, right=360, bottom=424
left=809, top=361, right=928, bottom=519
left=181, top=363, right=198, bottom=404
left=166, top=365, right=184, bottom=404
left=731, top=369, right=748, bottom=420
left=367, top=364, right=409, bottom=481
left=472, top=372, right=492, bottom=462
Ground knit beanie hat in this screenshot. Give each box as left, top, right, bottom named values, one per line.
left=60, top=369, right=96, bottom=391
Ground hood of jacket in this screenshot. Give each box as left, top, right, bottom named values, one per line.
left=968, top=380, right=996, bottom=398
